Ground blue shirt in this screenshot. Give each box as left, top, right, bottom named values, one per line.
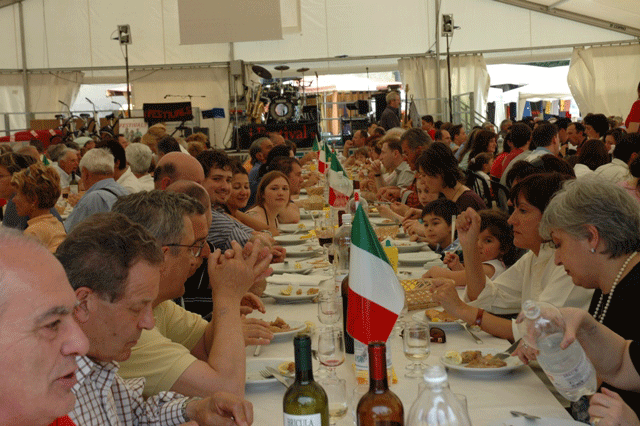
left=64, top=178, right=129, bottom=232
left=207, top=206, right=253, bottom=251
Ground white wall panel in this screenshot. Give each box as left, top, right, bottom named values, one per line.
left=0, top=5, right=20, bottom=69
left=22, top=0, right=47, bottom=69
left=40, top=0, right=91, bottom=69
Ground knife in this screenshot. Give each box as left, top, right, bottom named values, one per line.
left=493, top=338, right=522, bottom=361
left=266, top=366, right=292, bottom=388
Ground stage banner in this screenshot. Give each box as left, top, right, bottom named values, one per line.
left=143, top=102, right=193, bottom=126
left=238, top=122, right=319, bottom=150
left=119, top=118, right=149, bottom=142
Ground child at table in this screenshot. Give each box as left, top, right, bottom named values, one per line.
left=417, top=199, right=461, bottom=257
left=424, top=208, right=517, bottom=285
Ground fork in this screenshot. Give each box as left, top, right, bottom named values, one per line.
left=260, top=368, right=290, bottom=387
left=492, top=338, right=522, bottom=361
left=455, top=319, right=484, bottom=344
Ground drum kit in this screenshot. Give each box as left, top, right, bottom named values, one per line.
left=246, top=65, right=312, bottom=124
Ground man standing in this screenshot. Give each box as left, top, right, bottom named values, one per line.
left=53, top=148, right=79, bottom=188
left=111, top=191, right=272, bottom=398
left=247, top=137, right=273, bottom=208
left=567, top=122, right=588, bottom=156
left=379, top=91, right=401, bottom=130
left=0, top=229, right=89, bottom=426
left=56, top=214, right=255, bottom=426
left=64, top=148, right=128, bottom=232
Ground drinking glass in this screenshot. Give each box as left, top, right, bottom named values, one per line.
left=315, top=217, right=334, bottom=248
left=311, top=326, right=329, bottom=378
left=403, top=322, right=430, bottom=378
left=317, top=327, right=345, bottom=378
left=318, top=292, right=342, bottom=326
left=319, top=377, right=348, bottom=426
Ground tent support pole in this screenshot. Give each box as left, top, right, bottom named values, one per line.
left=18, top=1, right=32, bottom=125
left=434, top=0, right=442, bottom=119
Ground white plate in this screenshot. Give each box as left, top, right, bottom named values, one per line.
left=440, top=347, right=525, bottom=377
left=270, top=261, right=313, bottom=275
left=389, top=240, right=428, bottom=253
left=486, top=418, right=584, bottom=426
left=398, top=251, right=441, bottom=266
left=246, top=358, right=293, bottom=389
left=274, top=234, right=313, bottom=246
left=285, top=245, right=323, bottom=258
left=299, top=209, right=314, bottom=219
left=411, top=312, right=462, bottom=331
left=369, top=217, right=398, bottom=226
left=424, top=259, right=445, bottom=269
left=279, top=223, right=311, bottom=233
left=270, top=320, right=307, bottom=341
left=263, top=285, right=320, bottom=303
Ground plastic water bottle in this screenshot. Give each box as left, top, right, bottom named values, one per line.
left=406, top=365, right=471, bottom=426
left=518, top=300, right=597, bottom=402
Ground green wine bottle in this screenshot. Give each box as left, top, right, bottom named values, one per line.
left=283, top=334, right=329, bottom=426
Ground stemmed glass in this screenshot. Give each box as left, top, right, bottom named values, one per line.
left=317, top=292, right=342, bottom=326
left=317, top=327, right=345, bottom=379
left=314, top=216, right=334, bottom=255
left=403, top=322, right=431, bottom=378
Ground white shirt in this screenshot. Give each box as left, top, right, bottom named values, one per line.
left=573, top=163, right=594, bottom=179
left=137, top=173, right=155, bottom=191
left=463, top=244, right=594, bottom=340
left=594, top=158, right=630, bottom=184
left=117, top=167, right=145, bottom=193
left=53, top=164, right=71, bottom=188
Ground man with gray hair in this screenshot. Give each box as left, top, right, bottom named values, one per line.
left=53, top=148, right=79, bottom=188
left=56, top=213, right=254, bottom=426
left=112, top=190, right=272, bottom=399
left=64, top=148, right=129, bottom=232
left=247, top=137, right=273, bottom=208
left=379, top=91, right=402, bottom=130
left=0, top=228, right=89, bottom=426
left=126, top=142, right=155, bottom=191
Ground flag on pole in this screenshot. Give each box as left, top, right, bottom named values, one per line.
left=327, top=150, right=352, bottom=207
left=347, top=205, right=405, bottom=344
left=318, top=142, right=331, bottom=174
left=312, top=136, right=320, bottom=153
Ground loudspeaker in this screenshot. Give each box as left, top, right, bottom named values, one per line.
left=356, top=100, right=370, bottom=115
left=230, top=60, right=244, bottom=77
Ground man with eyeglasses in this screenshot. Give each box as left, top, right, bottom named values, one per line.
left=111, top=190, right=272, bottom=400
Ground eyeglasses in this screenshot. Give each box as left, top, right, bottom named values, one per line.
left=165, top=241, right=206, bottom=257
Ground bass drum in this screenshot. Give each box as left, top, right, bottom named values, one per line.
left=268, top=97, right=295, bottom=122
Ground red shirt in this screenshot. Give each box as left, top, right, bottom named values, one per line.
left=490, top=152, right=510, bottom=179
left=501, top=148, right=524, bottom=172
left=48, top=416, right=76, bottom=426
left=626, top=99, right=640, bottom=129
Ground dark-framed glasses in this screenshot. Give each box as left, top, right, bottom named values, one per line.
left=165, top=241, right=206, bottom=257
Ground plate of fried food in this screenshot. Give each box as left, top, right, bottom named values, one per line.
left=263, top=284, right=321, bottom=303
left=440, top=348, right=524, bottom=376
left=246, top=358, right=294, bottom=388
left=285, top=245, right=323, bottom=258
left=389, top=240, right=428, bottom=253
left=274, top=234, right=314, bottom=246
left=279, top=223, right=311, bottom=233
left=268, top=317, right=307, bottom=341
left=412, top=309, right=463, bottom=331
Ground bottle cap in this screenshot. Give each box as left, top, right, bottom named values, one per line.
left=423, top=365, right=448, bottom=385
left=385, top=240, right=392, bottom=247
left=522, top=300, right=541, bottom=320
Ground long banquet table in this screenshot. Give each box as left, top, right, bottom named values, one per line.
left=244, top=217, right=574, bottom=426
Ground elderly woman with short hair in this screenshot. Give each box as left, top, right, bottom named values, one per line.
left=538, top=177, right=640, bottom=419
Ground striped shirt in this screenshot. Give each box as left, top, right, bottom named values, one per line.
left=208, top=205, right=253, bottom=251
left=69, top=356, right=189, bottom=426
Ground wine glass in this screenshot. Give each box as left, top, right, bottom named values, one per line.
left=403, top=322, right=430, bottom=378
left=311, top=326, right=329, bottom=379
left=314, top=216, right=334, bottom=253
left=317, top=327, right=345, bottom=379
left=317, top=292, right=342, bottom=326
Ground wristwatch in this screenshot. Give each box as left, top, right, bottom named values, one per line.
left=181, top=397, right=203, bottom=422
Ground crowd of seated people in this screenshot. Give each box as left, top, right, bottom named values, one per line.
left=1, top=90, right=640, bottom=426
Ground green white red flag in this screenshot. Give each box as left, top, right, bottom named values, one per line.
left=318, top=142, right=331, bottom=174
left=327, top=150, right=352, bottom=207
left=347, top=204, right=405, bottom=343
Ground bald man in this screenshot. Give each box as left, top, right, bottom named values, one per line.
left=153, top=152, right=205, bottom=190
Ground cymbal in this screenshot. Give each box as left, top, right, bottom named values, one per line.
left=296, top=67, right=310, bottom=73
left=274, top=65, right=290, bottom=71
left=251, top=65, right=272, bottom=79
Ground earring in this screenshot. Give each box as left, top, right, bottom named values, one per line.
left=590, top=248, right=596, bottom=253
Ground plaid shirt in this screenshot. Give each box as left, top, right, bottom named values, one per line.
left=400, top=179, right=422, bottom=209
left=70, top=356, right=189, bottom=426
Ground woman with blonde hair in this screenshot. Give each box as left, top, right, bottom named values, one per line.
left=11, top=163, right=66, bottom=252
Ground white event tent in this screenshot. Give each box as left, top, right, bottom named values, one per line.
left=0, top=0, right=638, bottom=146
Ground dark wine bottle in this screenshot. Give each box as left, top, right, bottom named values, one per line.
left=341, top=274, right=354, bottom=354
left=356, top=342, right=404, bottom=426
left=283, top=334, right=329, bottom=426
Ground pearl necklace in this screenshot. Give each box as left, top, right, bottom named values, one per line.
left=594, top=251, right=638, bottom=323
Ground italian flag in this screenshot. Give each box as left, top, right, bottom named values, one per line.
left=318, top=142, right=331, bottom=174
left=347, top=205, right=405, bottom=343
left=327, top=150, right=352, bottom=207
left=312, top=136, right=320, bottom=155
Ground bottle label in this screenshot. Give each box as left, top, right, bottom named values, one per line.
left=283, top=413, right=322, bottom=426
left=543, top=348, right=594, bottom=392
